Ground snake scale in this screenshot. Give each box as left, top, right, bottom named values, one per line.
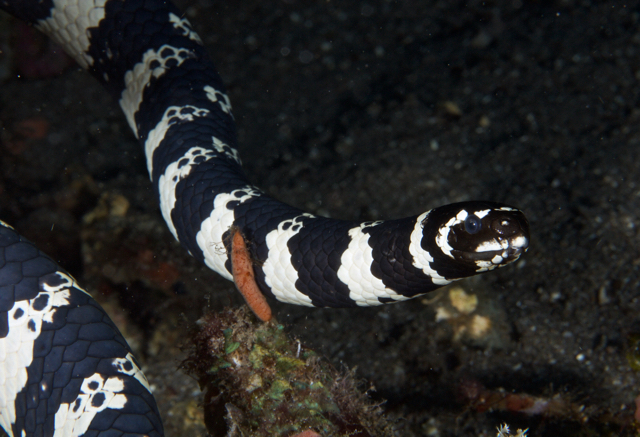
left=0, top=0, right=530, bottom=435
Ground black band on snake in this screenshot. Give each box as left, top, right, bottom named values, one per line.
left=0, top=0, right=530, bottom=435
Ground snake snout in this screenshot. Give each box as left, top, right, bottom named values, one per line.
left=491, top=216, right=523, bottom=237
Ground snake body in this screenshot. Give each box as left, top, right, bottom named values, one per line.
left=0, top=0, right=530, bottom=435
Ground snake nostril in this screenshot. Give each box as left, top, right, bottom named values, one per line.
left=491, top=217, right=518, bottom=236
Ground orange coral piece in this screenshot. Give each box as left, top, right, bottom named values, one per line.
left=231, top=229, right=272, bottom=322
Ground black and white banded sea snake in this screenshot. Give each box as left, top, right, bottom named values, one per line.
left=0, top=0, right=530, bottom=435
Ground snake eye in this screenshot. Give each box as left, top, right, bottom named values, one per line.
left=464, top=214, right=482, bottom=234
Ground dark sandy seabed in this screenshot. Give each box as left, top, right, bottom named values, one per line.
left=1, top=0, right=640, bottom=436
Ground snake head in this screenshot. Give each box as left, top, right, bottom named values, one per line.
left=425, top=201, right=530, bottom=276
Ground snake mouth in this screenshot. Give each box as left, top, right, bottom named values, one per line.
left=459, top=236, right=529, bottom=265
left=461, top=245, right=526, bottom=264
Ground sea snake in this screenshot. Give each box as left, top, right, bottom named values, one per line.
left=0, top=0, right=530, bottom=435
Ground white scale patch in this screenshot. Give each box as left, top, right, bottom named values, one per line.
left=204, top=86, right=233, bottom=116
left=338, top=223, right=410, bottom=306
left=52, top=372, right=127, bottom=437
left=196, top=188, right=262, bottom=280
left=473, top=236, right=515, bottom=271
left=511, top=235, right=529, bottom=250
left=112, top=352, right=151, bottom=393
left=262, top=215, right=316, bottom=306
left=409, top=211, right=453, bottom=285
left=52, top=351, right=148, bottom=437
left=475, top=239, right=505, bottom=253
left=120, top=45, right=196, bottom=137
left=35, top=0, right=107, bottom=69
left=212, top=136, right=241, bottom=165
left=168, top=13, right=203, bottom=45
left=144, top=105, right=211, bottom=177
left=0, top=272, right=89, bottom=435
left=436, top=210, right=468, bottom=260
left=158, top=147, right=217, bottom=239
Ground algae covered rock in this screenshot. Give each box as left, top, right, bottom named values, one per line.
left=182, top=307, right=396, bottom=437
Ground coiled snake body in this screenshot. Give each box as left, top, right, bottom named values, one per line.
left=0, top=0, right=530, bottom=435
